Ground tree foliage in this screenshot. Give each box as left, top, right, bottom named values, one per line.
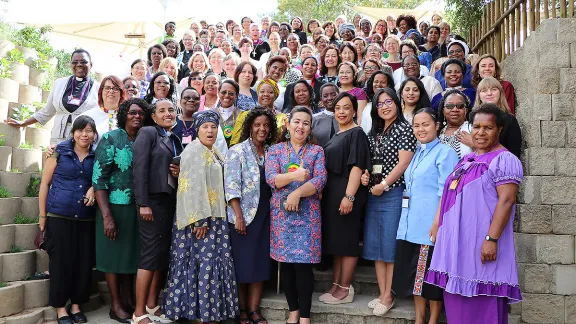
left=445, top=0, right=487, bottom=38
left=270, top=0, right=424, bottom=23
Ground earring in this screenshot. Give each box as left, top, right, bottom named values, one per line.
left=307, top=134, right=311, bottom=141
left=268, top=132, right=272, bottom=139
left=285, top=132, right=291, bottom=139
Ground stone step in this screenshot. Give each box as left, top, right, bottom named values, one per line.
left=0, top=307, right=52, bottom=324
left=313, top=265, right=379, bottom=296
left=0, top=249, right=36, bottom=282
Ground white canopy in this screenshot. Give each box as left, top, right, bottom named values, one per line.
left=352, top=0, right=445, bottom=23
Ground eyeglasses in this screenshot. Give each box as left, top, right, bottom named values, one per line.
left=151, top=52, right=163, bottom=56
left=128, top=111, right=146, bottom=116
left=403, top=63, right=419, bottom=68
left=182, top=95, right=200, bottom=102
left=367, top=48, right=381, bottom=53
left=220, top=90, right=237, bottom=96
left=364, top=65, right=378, bottom=71
left=339, top=71, right=354, bottom=75
left=183, top=38, right=194, bottom=42
left=444, top=103, right=466, bottom=110
left=104, top=86, right=122, bottom=93
left=448, top=49, right=463, bottom=56
left=154, top=81, right=170, bottom=86
left=189, top=77, right=203, bottom=81
left=401, top=51, right=415, bottom=56
left=376, top=99, right=395, bottom=108
left=124, top=85, right=139, bottom=90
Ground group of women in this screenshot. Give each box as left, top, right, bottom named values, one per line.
left=4, top=11, right=524, bottom=324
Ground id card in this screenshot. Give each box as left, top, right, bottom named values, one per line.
left=372, top=164, right=383, bottom=174
left=182, top=135, right=192, bottom=144
left=402, top=191, right=410, bottom=208
left=67, top=97, right=81, bottom=106
left=449, top=176, right=461, bottom=190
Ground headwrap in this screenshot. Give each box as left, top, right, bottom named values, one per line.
left=193, top=110, right=219, bottom=132
left=405, top=29, right=423, bottom=44
left=447, top=40, right=470, bottom=57
left=257, top=78, right=280, bottom=99
left=339, top=23, right=356, bottom=37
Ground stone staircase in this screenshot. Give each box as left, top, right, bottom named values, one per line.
left=94, top=265, right=523, bottom=324
left=0, top=41, right=102, bottom=324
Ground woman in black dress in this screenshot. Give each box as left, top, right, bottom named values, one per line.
left=319, top=92, right=371, bottom=305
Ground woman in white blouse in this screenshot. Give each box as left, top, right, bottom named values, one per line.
left=438, top=89, right=474, bottom=158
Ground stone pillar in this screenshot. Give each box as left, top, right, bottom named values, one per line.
left=502, top=18, right=576, bottom=324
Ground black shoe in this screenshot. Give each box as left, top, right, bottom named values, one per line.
left=67, top=310, right=87, bottom=323
left=57, top=315, right=74, bottom=324
left=109, top=309, right=131, bottom=323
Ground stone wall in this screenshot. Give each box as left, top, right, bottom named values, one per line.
left=501, top=18, right=576, bottom=324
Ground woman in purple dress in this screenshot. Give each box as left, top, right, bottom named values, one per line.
left=425, top=103, right=523, bottom=324
left=265, top=106, right=327, bottom=324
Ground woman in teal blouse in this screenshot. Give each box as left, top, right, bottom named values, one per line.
left=392, top=108, right=458, bottom=324
left=93, top=98, right=152, bottom=322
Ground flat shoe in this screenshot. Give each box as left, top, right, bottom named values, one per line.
left=57, top=316, right=74, bottom=324
left=109, top=309, right=131, bottom=323
left=67, top=310, right=87, bottom=323
left=373, top=300, right=395, bottom=316
left=318, top=292, right=332, bottom=302
left=368, top=298, right=380, bottom=309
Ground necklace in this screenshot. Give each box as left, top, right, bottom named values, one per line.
left=217, top=105, right=237, bottom=139
left=249, top=137, right=267, bottom=167
left=285, top=141, right=308, bottom=173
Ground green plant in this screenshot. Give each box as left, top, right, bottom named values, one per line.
left=5, top=48, right=25, bottom=65
left=10, top=26, right=53, bottom=57
left=0, top=134, right=6, bottom=146
left=19, top=142, right=34, bottom=149
left=0, top=59, right=11, bottom=78
left=0, top=282, right=7, bottom=288
left=9, top=245, right=23, bottom=253
left=13, top=212, right=38, bottom=224
left=0, top=186, right=12, bottom=198
left=26, top=175, right=41, bottom=197
left=9, top=168, right=21, bottom=173
left=12, top=104, right=34, bottom=121
left=445, top=0, right=487, bottom=38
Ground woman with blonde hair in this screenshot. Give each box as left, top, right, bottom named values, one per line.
left=159, top=57, right=183, bottom=107
left=471, top=54, right=517, bottom=114
left=474, top=77, right=521, bottom=157
left=383, top=35, right=402, bottom=71
left=179, top=52, right=210, bottom=88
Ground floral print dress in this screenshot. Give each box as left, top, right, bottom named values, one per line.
left=265, top=142, right=327, bottom=263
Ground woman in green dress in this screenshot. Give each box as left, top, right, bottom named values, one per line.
left=93, top=98, right=153, bottom=323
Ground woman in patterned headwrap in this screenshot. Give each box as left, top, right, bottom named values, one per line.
left=163, top=110, right=239, bottom=323
left=231, top=78, right=287, bottom=146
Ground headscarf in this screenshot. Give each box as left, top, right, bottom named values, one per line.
left=193, top=110, right=219, bottom=132
left=339, top=23, right=356, bottom=37
left=257, top=78, right=280, bottom=99
left=176, top=139, right=226, bottom=229
left=405, top=29, right=423, bottom=44
left=447, top=40, right=470, bottom=58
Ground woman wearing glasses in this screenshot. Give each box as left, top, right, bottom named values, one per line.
left=144, top=72, right=176, bottom=106
left=5, top=49, right=100, bottom=144
left=80, top=75, right=126, bottom=144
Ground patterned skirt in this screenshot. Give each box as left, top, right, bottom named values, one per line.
left=162, top=218, right=238, bottom=322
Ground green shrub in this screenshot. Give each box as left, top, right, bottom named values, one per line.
left=26, top=175, right=41, bottom=197
left=9, top=245, right=23, bottom=253
left=0, top=186, right=12, bottom=198
left=19, top=142, right=34, bottom=149
left=12, top=104, right=34, bottom=121
left=0, top=134, right=6, bottom=146
left=10, top=26, right=53, bottom=57
left=9, top=168, right=21, bottom=173
left=0, top=282, right=7, bottom=288
left=13, top=213, right=38, bottom=224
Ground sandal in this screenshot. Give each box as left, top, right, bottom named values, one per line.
left=145, top=305, right=172, bottom=323
left=130, top=314, right=151, bottom=324
left=238, top=309, right=252, bottom=324
left=249, top=310, right=268, bottom=324
left=373, top=300, right=395, bottom=316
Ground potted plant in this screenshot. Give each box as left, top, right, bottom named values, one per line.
left=29, top=53, right=53, bottom=88
left=5, top=48, right=29, bottom=85
left=0, top=134, right=12, bottom=171
left=18, top=83, right=42, bottom=105
left=1, top=245, right=35, bottom=281
left=0, top=52, right=21, bottom=102
left=0, top=122, right=22, bottom=147
left=24, top=105, right=49, bottom=149
left=11, top=142, right=42, bottom=172
left=0, top=281, right=24, bottom=317
left=0, top=223, right=15, bottom=253
left=13, top=213, right=39, bottom=250
left=20, top=176, right=40, bottom=218
left=0, top=169, right=30, bottom=197
left=0, top=186, right=20, bottom=224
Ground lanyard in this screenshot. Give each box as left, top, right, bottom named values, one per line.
left=406, top=139, right=439, bottom=191
left=163, top=129, right=177, bottom=156
left=68, top=77, right=90, bottom=102
left=286, top=142, right=308, bottom=171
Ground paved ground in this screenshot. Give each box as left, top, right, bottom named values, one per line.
left=45, top=307, right=283, bottom=323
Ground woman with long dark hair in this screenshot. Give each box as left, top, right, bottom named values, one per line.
left=397, top=76, right=431, bottom=124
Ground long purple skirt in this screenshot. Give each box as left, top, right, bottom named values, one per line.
left=444, top=291, right=508, bottom=324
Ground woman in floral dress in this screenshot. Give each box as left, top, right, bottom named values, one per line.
left=265, top=106, right=327, bottom=324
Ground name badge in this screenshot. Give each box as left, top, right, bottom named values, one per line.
left=372, top=164, right=383, bottom=174
left=402, top=191, right=410, bottom=208
left=67, top=97, right=81, bottom=106
left=182, top=135, right=192, bottom=144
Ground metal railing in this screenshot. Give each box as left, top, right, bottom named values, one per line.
left=469, top=0, right=575, bottom=61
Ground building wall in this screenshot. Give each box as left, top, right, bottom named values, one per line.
left=501, top=18, right=576, bottom=324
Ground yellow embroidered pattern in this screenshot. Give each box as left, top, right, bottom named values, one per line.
left=178, top=172, right=190, bottom=194
left=207, top=188, right=219, bottom=206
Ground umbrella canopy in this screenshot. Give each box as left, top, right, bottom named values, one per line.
left=352, top=0, right=445, bottom=23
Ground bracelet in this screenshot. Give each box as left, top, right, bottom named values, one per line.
left=39, top=215, right=46, bottom=218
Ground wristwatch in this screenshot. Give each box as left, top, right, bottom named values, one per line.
left=345, top=195, right=355, bottom=202
left=485, top=235, right=498, bottom=243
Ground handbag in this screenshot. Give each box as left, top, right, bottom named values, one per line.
left=34, top=228, right=46, bottom=250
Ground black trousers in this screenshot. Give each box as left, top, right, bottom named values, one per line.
left=281, top=262, right=314, bottom=318
left=45, top=216, right=95, bottom=308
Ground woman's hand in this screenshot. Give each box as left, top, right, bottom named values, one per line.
left=285, top=191, right=302, bottom=212
left=139, top=207, right=154, bottom=221
left=193, top=226, right=209, bottom=239
left=481, top=241, right=498, bottom=264
left=4, top=118, right=26, bottom=128
left=235, top=217, right=246, bottom=235
left=103, top=215, right=118, bottom=240
left=292, top=167, right=310, bottom=182
left=370, top=184, right=385, bottom=196
left=45, top=144, right=56, bottom=158
left=84, top=187, right=96, bottom=206
left=429, top=221, right=439, bottom=244
left=169, top=164, right=180, bottom=178
left=339, top=197, right=353, bottom=215
left=457, top=131, right=474, bottom=148
left=361, top=170, right=370, bottom=186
